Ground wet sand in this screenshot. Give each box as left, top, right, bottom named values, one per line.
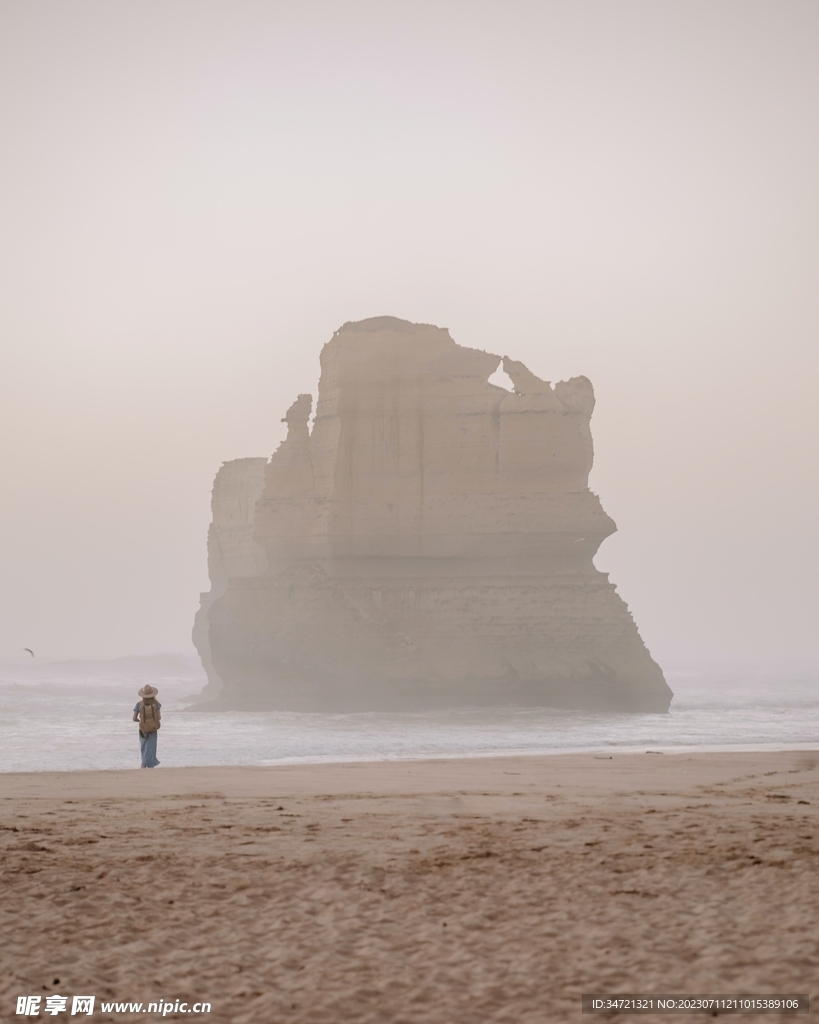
left=1, top=751, right=817, bottom=1023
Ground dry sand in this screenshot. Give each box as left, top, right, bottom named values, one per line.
left=2, top=751, right=818, bottom=1023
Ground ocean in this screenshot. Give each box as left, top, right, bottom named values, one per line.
left=1, top=655, right=817, bottom=773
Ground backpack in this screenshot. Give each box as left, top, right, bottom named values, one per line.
left=139, top=699, right=161, bottom=733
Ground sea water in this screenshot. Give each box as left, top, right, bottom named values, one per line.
left=0, top=655, right=817, bottom=773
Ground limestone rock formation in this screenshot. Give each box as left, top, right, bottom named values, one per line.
left=191, top=457, right=268, bottom=699
left=193, top=316, right=671, bottom=712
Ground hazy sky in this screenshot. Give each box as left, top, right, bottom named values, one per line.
left=1, top=0, right=817, bottom=672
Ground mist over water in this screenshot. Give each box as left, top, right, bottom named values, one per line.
left=2, top=1, right=818, bottom=677
left=1, top=4, right=816, bottom=755
left=1, top=656, right=816, bottom=773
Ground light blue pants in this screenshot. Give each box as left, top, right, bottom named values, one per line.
left=139, top=730, right=160, bottom=768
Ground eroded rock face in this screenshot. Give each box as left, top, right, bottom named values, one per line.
left=197, top=317, right=671, bottom=711
left=191, top=457, right=268, bottom=699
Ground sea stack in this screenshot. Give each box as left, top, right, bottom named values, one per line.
left=194, top=317, right=671, bottom=712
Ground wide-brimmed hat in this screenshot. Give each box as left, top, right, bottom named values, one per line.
left=138, top=684, right=159, bottom=699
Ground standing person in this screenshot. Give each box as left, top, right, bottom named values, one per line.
left=133, top=685, right=161, bottom=768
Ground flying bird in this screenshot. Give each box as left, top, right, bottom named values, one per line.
left=23, top=648, right=34, bottom=657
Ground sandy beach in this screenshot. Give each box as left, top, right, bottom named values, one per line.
left=2, top=750, right=817, bottom=1023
